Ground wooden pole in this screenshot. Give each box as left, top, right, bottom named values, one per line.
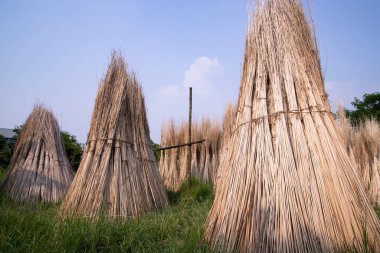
left=158, top=139, right=205, bottom=151
left=187, top=87, right=192, bottom=180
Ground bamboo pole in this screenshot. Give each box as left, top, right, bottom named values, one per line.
left=158, top=139, right=205, bottom=151
left=187, top=87, right=192, bottom=180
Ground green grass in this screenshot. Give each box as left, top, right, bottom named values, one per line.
left=0, top=179, right=213, bottom=253
left=375, top=207, right=380, bottom=220
left=1, top=174, right=379, bottom=253
left=0, top=166, right=6, bottom=182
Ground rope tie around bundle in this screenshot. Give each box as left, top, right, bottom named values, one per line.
left=231, top=105, right=333, bottom=135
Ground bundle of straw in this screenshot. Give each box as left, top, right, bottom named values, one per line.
left=214, top=102, right=237, bottom=186
left=60, top=52, right=168, bottom=219
left=199, top=118, right=222, bottom=183
left=159, top=118, right=222, bottom=190
left=159, top=120, right=182, bottom=191
left=1, top=105, right=74, bottom=203
left=337, top=107, right=380, bottom=207
left=205, top=0, right=380, bottom=252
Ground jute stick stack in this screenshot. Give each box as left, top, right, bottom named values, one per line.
left=1, top=105, right=74, bottom=203
left=60, top=52, right=168, bottom=219
left=159, top=120, right=182, bottom=191
left=214, top=103, right=237, bottom=186
left=205, top=0, right=380, bottom=252
left=199, top=118, right=222, bottom=183
left=159, top=119, right=222, bottom=190
left=337, top=107, right=380, bottom=207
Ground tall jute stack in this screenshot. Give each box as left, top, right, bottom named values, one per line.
left=198, top=118, right=222, bottom=183
left=205, top=0, right=380, bottom=252
left=1, top=105, right=74, bottom=203
left=60, top=52, right=168, bottom=218
left=214, top=103, right=237, bottom=186
left=159, top=120, right=182, bottom=191
left=337, top=107, right=380, bottom=207
left=159, top=119, right=222, bottom=190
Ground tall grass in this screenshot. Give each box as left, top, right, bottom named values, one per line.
left=0, top=179, right=212, bottom=253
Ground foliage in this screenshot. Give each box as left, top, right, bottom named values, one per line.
left=61, top=131, right=83, bottom=171
left=346, top=92, right=380, bottom=124
left=167, top=178, right=213, bottom=205
left=12, top=125, right=22, bottom=140
left=0, top=125, right=22, bottom=168
left=0, top=126, right=83, bottom=172
left=0, top=135, right=11, bottom=167
left=152, top=140, right=161, bottom=161
left=375, top=207, right=380, bottom=220
left=0, top=166, right=7, bottom=183
left=0, top=180, right=213, bottom=253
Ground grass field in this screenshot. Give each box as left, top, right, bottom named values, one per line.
left=0, top=178, right=213, bottom=253
left=1, top=169, right=380, bottom=253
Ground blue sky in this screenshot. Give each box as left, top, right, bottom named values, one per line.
left=0, top=1, right=379, bottom=143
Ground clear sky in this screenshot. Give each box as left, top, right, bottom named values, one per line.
left=0, top=1, right=379, bottom=143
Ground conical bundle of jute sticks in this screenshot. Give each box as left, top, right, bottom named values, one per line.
left=159, top=118, right=222, bottom=190
left=337, top=107, right=380, bottom=207
left=205, top=0, right=380, bottom=252
left=1, top=105, right=74, bottom=203
left=214, top=102, right=237, bottom=186
left=60, top=52, right=168, bottom=219
left=191, top=118, right=222, bottom=184
left=159, top=120, right=182, bottom=191
left=159, top=120, right=189, bottom=191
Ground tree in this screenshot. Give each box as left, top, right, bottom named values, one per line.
left=0, top=135, right=11, bottom=167
left=9, top=125, right=22, bottom=153
left=151, top=140, right=161, bottom=161
left=61, top=131, right=83, bottom=171
left=346, top=92, right=380, bottom=124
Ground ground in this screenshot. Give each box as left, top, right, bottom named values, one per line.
left=0, top=178, right=213, bottom=253
left=0, top=173, right=380, bottom=252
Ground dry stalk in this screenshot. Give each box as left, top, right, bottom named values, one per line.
left=60, top=52, right=168, bottom=219
left=159, top=118, right=222, bottom=190
left=205, top=0, right=380, bottom=252
left=1, top=105, right=74, bottom=203
left=336, top=107, right=380, bottom=207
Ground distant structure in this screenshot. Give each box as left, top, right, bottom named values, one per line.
left=0, top=128, right=15, bottom=142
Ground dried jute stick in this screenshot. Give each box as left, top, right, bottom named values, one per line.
left=336, top=106, right=380, bottom=208
left=60, top=51, right=168, bottom=219
left=1, top=104, right=74, bottom=203
left=205, top=0, right=380, bottom=252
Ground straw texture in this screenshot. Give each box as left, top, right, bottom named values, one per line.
left=159, top=119, right=222, bottom=191
left=337, top=107, right=380, bottom=207
left=1, top=105, right=74, bottom=203
left=60, top=52, right=168, bottom=219
left=215, top=103, right=237, bottom=186
left=205, top=0, right=380, bottom=252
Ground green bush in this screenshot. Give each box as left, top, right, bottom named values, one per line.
left=346, top=92, right=380, bottom=124
left=61, top=131, right=83, bottom=171
left=0, top=135, right=11, bottom=167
